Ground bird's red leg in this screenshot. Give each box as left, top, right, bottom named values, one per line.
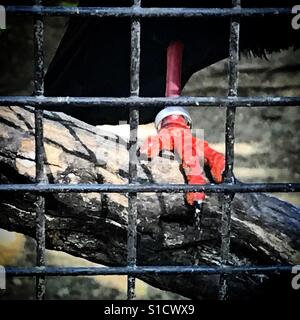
left=139, top=41, right=225, bottom=206
left=165, top=41, right=184, bottom=97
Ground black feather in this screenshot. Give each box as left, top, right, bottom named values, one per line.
left=44, top=1, right=300, bottom=124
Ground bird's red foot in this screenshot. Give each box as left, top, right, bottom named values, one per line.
left=139, top=114, right=225, bottom=205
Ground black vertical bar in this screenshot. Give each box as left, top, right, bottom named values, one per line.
left=218, top=0, right=240, bottom=300
left=127, top=0, right=141, bottom=300
left=34, top=0, right=46, bottom=300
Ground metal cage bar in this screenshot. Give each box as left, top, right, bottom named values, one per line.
left=1, top=96, right=300, bottom=107
left=218, top=0, right=241, bottom=300
left=5, top=6, right=293, bottom=18
left=127, top=0, right=141, bottom=300
left=0, top=183, right=300, bottom=194
left=33, top=0, right=46, bottom=301
left=5, top=265, right=294, bottom=277
left=0, top=4, right=299, bottom=300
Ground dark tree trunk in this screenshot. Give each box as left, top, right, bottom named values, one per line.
left=0, top=106, right=299, bottom=299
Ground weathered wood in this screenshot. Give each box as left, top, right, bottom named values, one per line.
left=0, top=106, right=299, bottom=299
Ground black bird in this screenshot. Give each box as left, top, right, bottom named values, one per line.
left=44, top=1, right=299, bottom=206
left=44, top=0, right=300, bottom=125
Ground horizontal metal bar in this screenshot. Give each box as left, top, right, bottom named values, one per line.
left=5, top=265, right=293, bottom=277
left=0, top=96, right=299, bottom=108
left=5, top=6, right=292, bottom=18
left=0, top=183, right=299, bottom=194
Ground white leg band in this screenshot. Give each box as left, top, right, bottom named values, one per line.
left=154, top=107, right=192, bottom=131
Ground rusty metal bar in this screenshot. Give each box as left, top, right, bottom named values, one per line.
left=0, top=183, right=299, bottom=194
left=219, top=0, right=241, bottom=300
left=5, top=6, right=292, bottom=18
left=5, top=265, right=294, bottom=277
left=33, top=0, right=46, bottom=301
left=0, top=96, right=299, bottom=107
left=127, top=0, right=141, bottom=300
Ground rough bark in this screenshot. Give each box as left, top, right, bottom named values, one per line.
left=0, top=106, right=299, bottom=299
